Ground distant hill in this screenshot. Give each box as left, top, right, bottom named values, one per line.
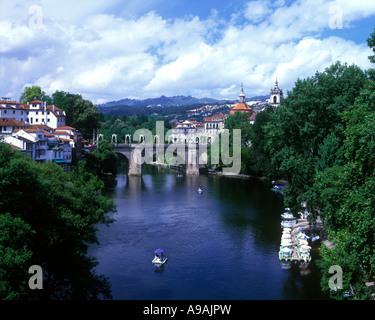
left=98, top=95, right=228, bottom=108
left=98, top=94, right=269, bottom=108
left=97, top=94, right=270, bottom=116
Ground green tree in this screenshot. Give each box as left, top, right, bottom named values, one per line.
left=247, top=105, right=279, bottom=177
left=20, top=86, right=52, bottom=105
left=264, top=61, right=367, bottom=210
left=86, top=139, right=118, bottom=176
left=0, top=143, right=115, bottom=299
left=0, top=213, right=35, bottom=300
left=52, top=91, right=82, bottom=126
left=72, top=98, right=101, bottom=139
left=312, top=30, right=375, bottom=299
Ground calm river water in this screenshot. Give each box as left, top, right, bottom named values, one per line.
left=89, top=166, right=328, bottom=300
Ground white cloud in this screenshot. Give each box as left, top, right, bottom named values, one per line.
left=244, top=1, right=272, bottom=23
left=0, top=0, right=375, bottom=104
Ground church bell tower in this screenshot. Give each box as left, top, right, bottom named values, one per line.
left=269, top=79, right=283, bottom=106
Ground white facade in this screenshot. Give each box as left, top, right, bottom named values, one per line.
left=0, top=99, right=66, bottom=129
left=5, top=128, right=72, bottom=168
left=171, top=115, right=228, bottom=144
left=171, top=120, right=206, bottom=143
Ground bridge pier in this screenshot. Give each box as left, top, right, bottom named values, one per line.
left=114, top=143, right=203, bottom=176
left=185, top=144, right=199, bottom=175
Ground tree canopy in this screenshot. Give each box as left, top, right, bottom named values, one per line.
left=20, top=86, right=53, bottom=105
left=0, top=143, right=115, bottom=300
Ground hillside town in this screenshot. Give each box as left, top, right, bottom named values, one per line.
left=171, top=80, right=282, bottom=143
left=0, top=99, right=85, bottom=170
left=0, top=81, right=282, bottom=170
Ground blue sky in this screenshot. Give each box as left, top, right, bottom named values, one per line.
left=1, top=0, right=375, bottom=104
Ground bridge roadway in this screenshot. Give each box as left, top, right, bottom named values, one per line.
left=113, top=143, right=208, bottom=176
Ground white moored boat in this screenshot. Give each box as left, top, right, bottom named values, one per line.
left=152, top=249, right=168, bottom=264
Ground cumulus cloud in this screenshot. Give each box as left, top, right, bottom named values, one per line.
left=0, top=0, right=374, bottom=103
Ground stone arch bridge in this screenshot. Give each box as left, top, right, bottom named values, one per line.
left=113, top=143, right=208, bottom=176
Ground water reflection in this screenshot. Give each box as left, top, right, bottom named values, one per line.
left=93, top=167, right=328, bottom=300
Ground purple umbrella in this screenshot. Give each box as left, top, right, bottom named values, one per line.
left=154, top=249, right=165, bottom=256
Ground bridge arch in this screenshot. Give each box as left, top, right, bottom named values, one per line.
left=113, top=143, right=200, bottom=176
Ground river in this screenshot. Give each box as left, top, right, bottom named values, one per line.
left=89, top=165, right=328, bottom=300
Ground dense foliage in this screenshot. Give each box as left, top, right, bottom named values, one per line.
left=98, top=113, right=171, bottom=143
left=230, top=29, right=375, bottom=299
left=0, top=144, right=115, bottom=299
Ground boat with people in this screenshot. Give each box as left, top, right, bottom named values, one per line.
left=298, top=245, right=311, bottom=262
left=279, top=247, right=293, bottom=261
left=197, top=186, right=204, bottom=193
left=176, top=172, right=183, bottom=178
left=271, top=181, right=285, bottom=195
left=298, top=210, right=310, bottom=219
left=152, top=249, right=168, bottom=264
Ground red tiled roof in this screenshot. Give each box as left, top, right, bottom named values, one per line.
left=0, top=100, right=21, bottom=105
left=54, top=130, right=73, bottom=135
left=56, top=126, right=75, bottom=130
left=46, top=105, right=63, bottom=112
left=0, top=118, right=26, bottom=127
left=9, top=144, right=22, bottom=150
left=204, top=114, right=228, bottom=122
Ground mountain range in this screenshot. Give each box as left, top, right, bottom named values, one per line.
left=98, top=94, right=269, bottom=109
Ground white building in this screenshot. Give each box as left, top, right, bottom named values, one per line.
left=171, top=120, right=206, bottom=143
left=0, top=117, right=28, bottom=138
left=204, top=114, right=227, bottom=138
left=5, top=128, right=72, bottom=169
left=0, top=98, right=66, bottom=129
left=171, top=114, right=229, bottom=144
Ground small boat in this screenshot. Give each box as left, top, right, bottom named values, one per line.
left=176, top=172, right=183, bottom=178
left=197, top=186, right=204, bottom=193
left=208, top=169, right=216, bottom=175
left=279, top=247, right=293, bottom=261
left=271, top=182, right=285, bottom=195
left=297, top=239, right=309, bottom=246
left=281, top=220, right=295, bottom=228
left=152, top=249, right=168, bottom=264
left=281, top=212, right=294, bottom=220
left=298, top=210, right=310, bottom=219
left=297, top=233, right=309, bottom=240
left=281, top=239, right=292, bottom=247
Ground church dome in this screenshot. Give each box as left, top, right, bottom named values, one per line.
left=230, top=84, right=253, bottom=116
